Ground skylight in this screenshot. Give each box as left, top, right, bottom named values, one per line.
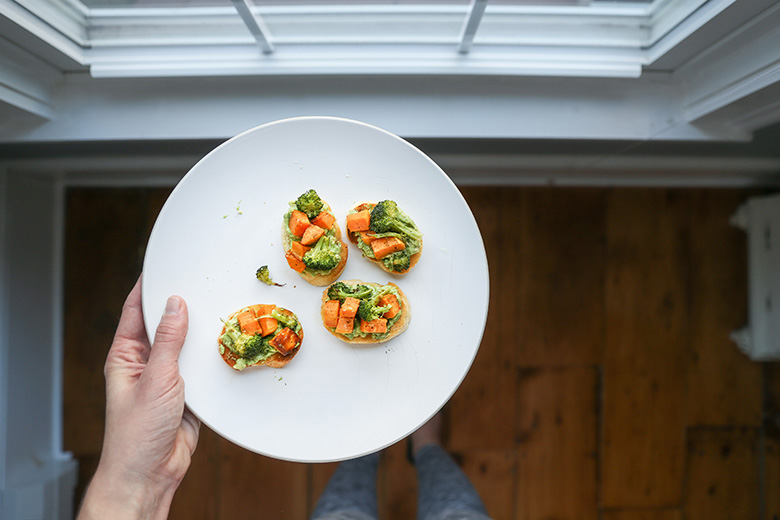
left=8, top=0, right=714, bottom=78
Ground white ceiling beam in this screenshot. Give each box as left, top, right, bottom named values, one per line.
left=675, top=2, right=780, bottom=124
left=231, top=0, right=274, bottom=54
left=458, top=0, right=487, bottom=54
left=0, top=35, right=60, bottom=119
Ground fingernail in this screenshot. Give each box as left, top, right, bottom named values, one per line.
left=165, top=296, right=181, bottom=315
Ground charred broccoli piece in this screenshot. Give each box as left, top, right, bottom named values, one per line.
left=302, top=234, right=341, bottom=272
left=256, top=265, right=284, bottom=286
left=357, top=298, right=392, bottom=322
left=295, top=189, right=324, bottom=219
left=327, top=281, right=372, bottom=302
left=369, top=200, right=422, bottom=241
left=271, top=308, right=298, bottom=331
left=241, top=334, right=272, bottom=360
left=382, top=250, right=411, bottom=273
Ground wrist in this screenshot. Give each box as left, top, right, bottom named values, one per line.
left=78, top=464, right=179, bottom=520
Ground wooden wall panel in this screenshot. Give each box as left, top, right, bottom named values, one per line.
left=687, top=190, right=762, bottom=427
left=515, top=367, right=599, bottom=520
left=684, top=429, right=761, bottom=520
left=602, top=190, right=689, bottom=507
left=64, top=187, right=172, bottom=509
left=517, top=187, right=606, bottom=366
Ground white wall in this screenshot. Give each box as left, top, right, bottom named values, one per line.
left=0, top=171, right=77, bottom=520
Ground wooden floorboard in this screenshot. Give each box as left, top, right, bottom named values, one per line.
left=602, top=190, right=689, bottom=508
left=63, top=186, right=778, bottom=519
left=515, top=367, right=599, bottom=520
left=516, top=187, right=606, bottom=367
left=684, top=428, right=761, bottom=519
left=686, top=190, right=763, bottom=427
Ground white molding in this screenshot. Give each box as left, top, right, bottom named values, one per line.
left=0, top=73, right=697, bottom=142
left=82, top=2, right=657, bottom=78
left=0, top=35, right=61, bottom=119
left=12, top=0, right=88, bottom=46
left=0, top=167, right=8, bottom=490
left=50, top=175, right=65, bottom=456
left=644, top=0, right=737, bottom=64
left=676, top=2, right=780, bottom=122
left=2, top=148, right=780, bottom=188
left=0, top=0, right=85, bottom=64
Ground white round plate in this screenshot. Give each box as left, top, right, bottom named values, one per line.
left=142, top=116, right=489, bottom=463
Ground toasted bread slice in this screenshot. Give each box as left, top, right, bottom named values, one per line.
left=320, top=279, right=411, bottom=344
left=282, top=199, right=348, bottom=287
left=345, top=201, right=422, bottom=275
left=218, top=306, right=303, bottom=370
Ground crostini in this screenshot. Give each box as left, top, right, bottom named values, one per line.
left=321, top=279, right=411, bottom=344
left=345, top=200, right=422, bottom=275
left=218, top=304, right=303, bottom=370
left=282, top=189, right=348, bottom=286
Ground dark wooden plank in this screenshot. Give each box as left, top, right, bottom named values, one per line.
left=169, top=426, right=221, bottom=520
left=684, top=428, right=761, bottom=520
left=217, top=441, right=308, bottom=520
left=765, top=362, right=780, bottom=520
left=515, top=367, right=599, bottom=520
left=687, top=190, right=762, bottom=427
left=448, top=187, right=520, bottom=452
left=602, top=510, right=682, bottom=520
left=458, top=449, right=515, bottom=520
left=765, top=436, right=780, bottom=520
left=378, top=441, right=417, bottom=520
left=309, top=462, right=339, bottom=517
left=517, top=187, right=606, bottom=366
left=64, top=187, right=172, bottom=508
left=602, top=189, right=689, bottom=507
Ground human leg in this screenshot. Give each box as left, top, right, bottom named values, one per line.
left=310, top=452, right=380, bottom=520
left=412, top=414, right=491, bottom=520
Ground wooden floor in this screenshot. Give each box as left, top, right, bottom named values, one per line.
left=64, top=186, right=780, bottom=519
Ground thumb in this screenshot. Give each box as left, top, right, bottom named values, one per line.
left=147, top=296, right=189, bottom=370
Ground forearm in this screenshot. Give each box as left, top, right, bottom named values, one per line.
left=78, top=465, right=179, bottom=520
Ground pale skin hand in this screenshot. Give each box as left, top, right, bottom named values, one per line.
left=78, top=277, right=200, bottom=520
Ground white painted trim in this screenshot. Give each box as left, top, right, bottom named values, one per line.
left=0, top=167, right=8, bottom=490
left=0, top=0, right=85, bottom=64
left=50, top=175, right=65, bottom=457
left=2, top=149, right=779, bottom=189
left=0, top=83, right=51, bottom=119
left=231, top=0, right=274, bottom=54
left=458, top=0, right=487, bottom=54
left=12, top=0, right=88, bottom=46
left=80, top=2, right=662, bottom=78
left=685, top=57, right=780, bottom=123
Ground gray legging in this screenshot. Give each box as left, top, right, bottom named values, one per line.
left=311, top=444, right=491, bottom=520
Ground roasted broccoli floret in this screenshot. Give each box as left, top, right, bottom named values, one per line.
left=382, top=250, right=411, bottom=273
left=271, top=308, right=297, bottom=331
left=295, top=189, right=324, bottom=219
left=357, top=298, right=392, bottom=322
left=327, top=281, right=373, bottom=302
left=369, top=200, right=422, bottom=241
left=256, top=265, right=284, bottom=286
left=302, top=234, right=341, bottom=272
left=241, top=334, right=271, bottom=360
